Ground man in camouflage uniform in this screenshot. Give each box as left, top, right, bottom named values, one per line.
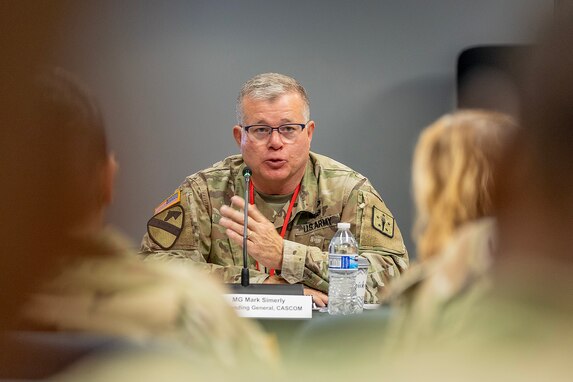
left=142, top=73, right=408, bottom=304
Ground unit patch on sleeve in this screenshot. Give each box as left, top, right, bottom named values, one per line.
left=372, top=205, right=394, bottom=238
left=147, top=205, right=184, bottom=250
left=154, top=190, right=181, bottom=214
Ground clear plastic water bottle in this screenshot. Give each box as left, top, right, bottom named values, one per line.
left=328, top=222, right=358, bottom=315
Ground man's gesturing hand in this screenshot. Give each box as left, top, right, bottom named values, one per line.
left=219, top=195, right=283, bottom=270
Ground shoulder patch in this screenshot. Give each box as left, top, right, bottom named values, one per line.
left=147, top=205, right=184, bottom=250
left=372, top=205, right=394, bottom=238
left=154, top=190, right=181, bottom=214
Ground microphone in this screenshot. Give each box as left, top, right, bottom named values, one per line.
left=241, top=167, right=252, bottom=287
left=242, top=167, right=252, bottom=178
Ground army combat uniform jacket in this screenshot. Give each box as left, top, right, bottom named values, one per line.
left=22, top=228, right=276, bottom=368
left=141, top=152, right=409, bottom=303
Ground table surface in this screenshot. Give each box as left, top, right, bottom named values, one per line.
left=257, top=305, right=392, bottom=358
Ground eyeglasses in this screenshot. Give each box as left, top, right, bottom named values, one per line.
left=243, top=123, right=307, bottom=143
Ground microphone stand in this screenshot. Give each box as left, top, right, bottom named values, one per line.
left=241, top=170, right=251, bottom=287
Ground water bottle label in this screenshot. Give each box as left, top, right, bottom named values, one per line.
left=356, top=271, right=367, bottom=297
left=328, top=254, right=358, bottom=270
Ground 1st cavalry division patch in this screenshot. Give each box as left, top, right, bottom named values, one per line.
left=147, top=205, right=184, bottom=250
left=372, top=205, right=395, bottom=238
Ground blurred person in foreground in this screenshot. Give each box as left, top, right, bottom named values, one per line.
left=13, top=69, right=275, bottom=376
left=382, top=109, right=517, bottom=345
left=379, top=18, right=573, bottom=381
left=286, top=110, right=517, bottom=374
left=295, top=19, right=573, bottom=381
left=141, top=72, right=409, bottom=306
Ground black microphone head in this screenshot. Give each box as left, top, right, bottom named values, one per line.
left=242, top=167, right=252, bottom=178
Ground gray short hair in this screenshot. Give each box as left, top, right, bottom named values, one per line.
left=236, top=73, right=310, bottom=125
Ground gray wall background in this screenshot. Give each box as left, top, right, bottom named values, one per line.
left=61, top=0, right=552, bottom=258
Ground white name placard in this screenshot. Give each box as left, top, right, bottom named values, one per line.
left=224, top=294, right=313, bottom=319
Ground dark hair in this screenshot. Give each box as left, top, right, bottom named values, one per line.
left=32, top=68, right=109, bottom=224
left=36, top=68, right=108, bottom=175
left=0, top=68, right=109, bottom=330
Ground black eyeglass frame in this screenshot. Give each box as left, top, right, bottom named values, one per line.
left=242, top=123, right=307, bottom=137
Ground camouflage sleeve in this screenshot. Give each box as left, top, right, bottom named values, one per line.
left=281, top=182, right=409, bottom=303
left=140, top=178, right=268, bottom=284
left=354, top=184, right=409, bottom=302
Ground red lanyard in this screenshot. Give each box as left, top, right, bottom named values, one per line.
left=249, top=180, right=301, bottom=276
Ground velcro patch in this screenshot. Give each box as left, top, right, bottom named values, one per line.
left=148, top=205, right=184, bottom=250
left=372, top=206, right=394, bottom=238
left=154, top=190, right=181, bottom=214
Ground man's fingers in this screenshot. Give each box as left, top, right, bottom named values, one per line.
left=246, top=202, right=267, bottom=223
left=220, top=204, right=245, bottom=225
left=304, top=287, right=329, bottom=307
left=221, top=218, right=258, bottom=248
left=220, top=210, right=261, bottom=244
left=219, top=217, right=244, bottom=237
left=312, top=294, right=327, bottom=307
left=223, top=197, right=265, bottom=227
left=230, top=195, right=266, bottom=223
left=225, top=228, right=243, bottom=247
left=229, top=195, right=246, bottom=210
left=315, top=293, right=329, bottom=307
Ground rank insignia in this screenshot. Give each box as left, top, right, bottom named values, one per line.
left=154, top=190, right=181, bottom=214
left=147, top=205, right=184, bottom=249
left=372, top=206, right=394, bottom=238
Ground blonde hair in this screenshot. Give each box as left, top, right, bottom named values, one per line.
left=412, top=109, right=516, bottom=261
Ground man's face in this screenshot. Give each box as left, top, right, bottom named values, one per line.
left=233, top=92, right=315, bottom=194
